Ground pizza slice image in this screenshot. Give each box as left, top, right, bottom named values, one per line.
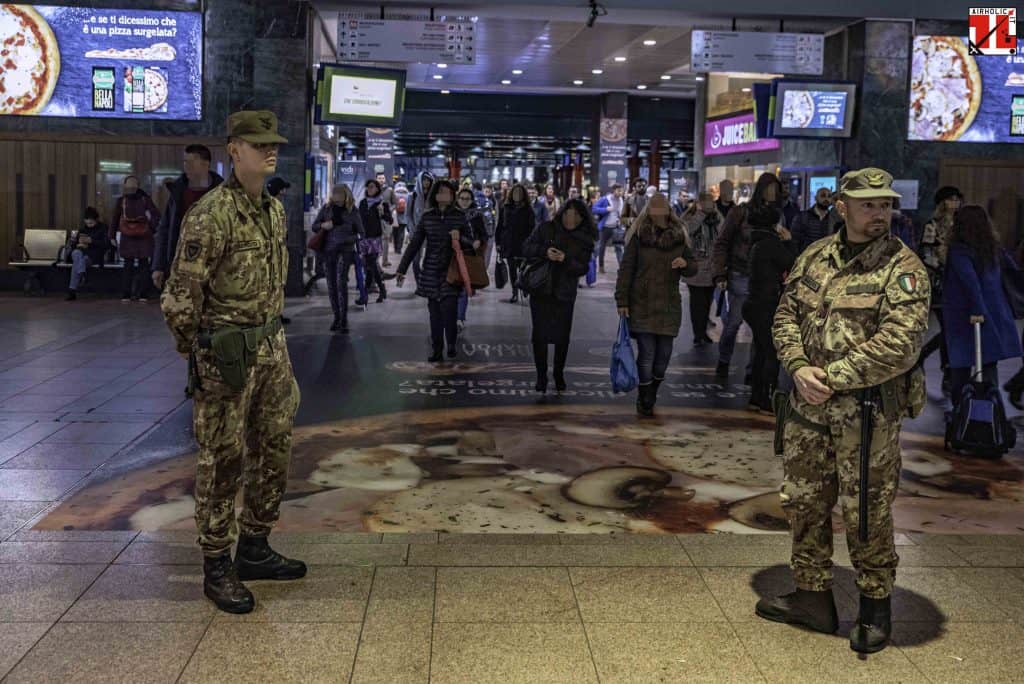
left=0, top=4, right=61, bottom=115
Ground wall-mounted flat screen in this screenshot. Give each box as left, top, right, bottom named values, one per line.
left=808, top=176, right=836, bottom=208
left=909, top=35, right=1024, bottom=143
left=315, top=63, right=406, bottom=127
left=771, top=81, right=856, bottom=138
left=0, top=4, right=202, bottom=119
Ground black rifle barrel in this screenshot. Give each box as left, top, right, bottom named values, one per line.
left=858, top=388, right=875, bottom=543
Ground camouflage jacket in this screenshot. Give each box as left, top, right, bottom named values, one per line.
left=160, top=174, right=288, bottom=354
left=773, top=230, right=930, bottom=424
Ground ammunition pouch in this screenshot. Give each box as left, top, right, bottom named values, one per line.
left=196, top=317, right=282, bottom=393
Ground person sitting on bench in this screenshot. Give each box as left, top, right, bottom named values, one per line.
left=66, top=207, right=110, bottom=301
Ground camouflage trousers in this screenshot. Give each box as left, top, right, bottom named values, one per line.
left=192, top=330, right=300, bottom=558
left=780, top=407, right=902, bottom=598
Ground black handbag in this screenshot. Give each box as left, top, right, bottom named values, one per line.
left=494, top=258, right=509, bottom=289
left=1001, top=251, right=1024, bottom=320
left=516, top=259, right=553, bottom=296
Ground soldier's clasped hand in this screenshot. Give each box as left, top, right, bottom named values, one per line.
left=793, top=366, right=834, bottom=405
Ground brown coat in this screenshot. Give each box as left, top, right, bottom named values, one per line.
left=110, top=191, right=160, bottom=260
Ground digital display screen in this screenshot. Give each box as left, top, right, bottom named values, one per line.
left=909, top=35, right=1024, bottom=143
left=0, top=4, right=203, bottom=119
left=772, top=81, right=856, bottom=138
left=808, top=176, right=836, bottom=208
left=315, top=63, right=406, bottom=126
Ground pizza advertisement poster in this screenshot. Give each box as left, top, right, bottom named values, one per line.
left=909, top=35, right=1024, bottom=143
left=0, top=4, right=201, bottom=119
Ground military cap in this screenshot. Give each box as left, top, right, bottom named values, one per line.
left=839, top=168, right=901, bottom=199
left=227, top=110, right=288, bottom=144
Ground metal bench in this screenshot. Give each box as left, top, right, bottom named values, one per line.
left=11, top=228, right=122, bottom=295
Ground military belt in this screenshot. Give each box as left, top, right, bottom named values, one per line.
left=197, top=316, right=282, bottom=350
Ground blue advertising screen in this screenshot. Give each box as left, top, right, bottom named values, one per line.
left=771, top=81, right=857, bottom=138
left=909, top=36, right=1024, bottom=143
left=0, top=4, right=202, bottom=120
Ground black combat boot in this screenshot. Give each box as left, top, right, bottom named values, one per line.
left=755, top=588, right=839, bottom=634
left=650, top=379, right=663, bottom=408
left=428, top=347, right=443, bottom=363
left=203, top=553, right=255, bottom=614
left=849, top=594, right=892, bottom=654
left=235, top=535, right=308, bottom=582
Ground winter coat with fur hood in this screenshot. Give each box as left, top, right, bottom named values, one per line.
left=615, top=215, right=698, bottom=337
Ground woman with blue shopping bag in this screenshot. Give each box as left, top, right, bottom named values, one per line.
left=614, top=193, right=698, bottom=416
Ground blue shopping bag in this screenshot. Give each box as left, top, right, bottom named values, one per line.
left=586, top=256, right=597, bottom=287
left=714, top=286, right=729, bottom=320
left=354, top=254, right=368, bottom=302
left=610, top=315, right=639, bottom=394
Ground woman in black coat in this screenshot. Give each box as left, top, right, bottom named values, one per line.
left=522, top=198, right=597, bottom=393
left=455, top=187, right=488, bottom=330
left=312, top=184, right=364, bottom=333
left=742, top=225, right=797, bottom=412
left=396, top=179, right=476, bottom=362
left=358, top=179, right=393, bottom=304
left=495, top=183, right=536, bottom=304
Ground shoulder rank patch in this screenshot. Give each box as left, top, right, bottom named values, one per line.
left=183, top=241, right=202, bottom=261
left=897, top=273, right=918, bottom=294
left=800, top=275, right=821, bottom=292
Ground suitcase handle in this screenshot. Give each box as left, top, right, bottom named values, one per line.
left=972, top=319, right=984, bottom=383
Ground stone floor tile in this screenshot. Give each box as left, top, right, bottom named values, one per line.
left=436, top=567, right=578, bottom=623
left=115, top=541, right=200, bottom=565
left=0, top=469, right=90, bottom=501
left=947, top=534, right=1024, bottom=547
left=0, top=395, right=82, bottom=414
left=699, top=566, right=861, bottom=623
left=92, top=396, right=185, bottom=414
left=364, top=567, right=436, bottom=625
left=1, top=442, right=121, bottom=470
left=0, top=422, right=66, bottom=462
left=0, top=501, right=50, bottom=540
left=380, top=532, right=437, bottom=544
left=4, top=622, right=206, bottom=683
left=949, top=567, right=1024, bottom=621
left=947, top=545, right=1024, bottom=567
left=0, top=622, right=51, bottom=679
left=891, top=567, right=1013, bottom=623
left=41, top=421, right=152, bottom=445
left=0, top=540, right=128, bottom=564
left=0, top=420, right=35, bottom=442
left=680, top=534, right=808, bottom=567
left=61, top=564, right=214, bottom=623
left=731, top=621, right=928, bottom=683
left=0, top=563, right=105, bottom=621
left=897, top=622, right=1024, bottom=683
left=891, top=545, right=970, bottom=567
left=268, top=532, right=382, bottom=544
left=407, top=543, right=692, bottom=567
left=0, top=367, right=68, bottom=382
left=7, top=529, right=137, bottom=543
left=135, top=529, right=196, bottom=543
left=559, top=533, right=682, bottom=545
left=438, top=532, right=563, bottom=545
left=430, top=622, right=597, bottom=684
left=271, top=542, right=408, bottom=567
left=179, top=622, right=361, bottom=683
left=586, top=622, right=763, bottom=683
left=213, top=566, right=372, bottom=623
left=571, top=567, right=727, bottom=623
left=350, top=620, right=431, bottom=684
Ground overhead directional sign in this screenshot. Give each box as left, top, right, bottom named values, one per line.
left=691, top=30, right=824, bottom=75
left=337, top=18, right=476, bottom=64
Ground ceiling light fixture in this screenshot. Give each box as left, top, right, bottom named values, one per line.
left=512, top=69, right=523, bottom=75
left=741, top=87, right=752, bottom=92
left=440, top=89, right=450, bottom=94
left=695, top=75, right=705, bottom=81
left=432, top=74, right=443, bottom=80
left=501, top=79, right=512, bottom=85
left=591, top=68, right=603, bottom=75
left=573, top=79, right=584, bottom=85
left=661, top=75, right=671, bottom=80
left=636, top=84, right=647, bottom=90
left=437, top=63, right=448, bottom=69
left=614, top=56, right=627, bottom=62
left=643, top=39, right=657, bottom=46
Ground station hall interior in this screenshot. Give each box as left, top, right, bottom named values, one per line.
left=1, top=0, right=1024, bottom=681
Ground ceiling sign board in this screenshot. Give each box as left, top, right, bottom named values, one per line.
left=691, top=30, right=824, bottom=75
left=337, top=18, right=475, bottom=64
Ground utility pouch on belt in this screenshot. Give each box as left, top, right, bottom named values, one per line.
left=198, top=317, right=281, bottom=393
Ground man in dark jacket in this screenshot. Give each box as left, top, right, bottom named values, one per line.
left=790, top=187, right=835, bottom=253
left=152, top=144, right=224, bottom=289
left=65, top=207, right=111, bottom=301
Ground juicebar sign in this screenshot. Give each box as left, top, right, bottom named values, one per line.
left=704, top=111, right=780, bottom=157
left=0, top=4, right=202, bottom=119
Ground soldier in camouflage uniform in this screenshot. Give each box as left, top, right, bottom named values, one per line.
left=755, top=169, right=930, bottom=654
left=161, top=110, right=305, bottom=614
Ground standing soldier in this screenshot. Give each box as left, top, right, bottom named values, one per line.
left=161, top=110, right=305, bottom=614
left=757, top=168, right=930, bottom=653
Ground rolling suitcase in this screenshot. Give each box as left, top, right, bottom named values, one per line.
left=945, top=321, right=1016, bottom=459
